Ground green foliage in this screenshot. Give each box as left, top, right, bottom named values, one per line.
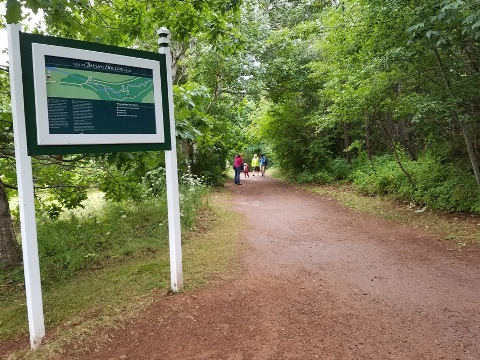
left=32, top=160, right=91, bottom=219
left=178, top=173, right=209, bottom=230
left=96, top=152, right=165, bottom=202
left=36, top=198, right=169, bottom=285
left=190, top=147, right=229, bottom=186
left=410, top=155, right=480, bottom=212
left=4, top=0, right=480, bottom=221
left=254, top=97, right=332, bottom=178
left=350, top=152, right=480, bottom=213
left=141, top=167, right=167, bottom=197
left=30, top=173, right=208, bottom=286
left=297, top=170, right=334, bottom=185
left=0, top=173, right=209, bottom=290
left=249, top=0, right=480, bottom=215
left=352, top=154, right=408, bottom=197
left=2, top=0, right=246, bottom=195
left=292, top=158, right=351, bottom=185
left=172, top=82, right=237, bottom=186
left=5, top=0, right=23, bottom=24
left=328, top=158, right=352, bottom=181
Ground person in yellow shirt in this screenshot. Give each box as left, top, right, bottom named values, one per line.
left=251, top=154, right=260, bottom=176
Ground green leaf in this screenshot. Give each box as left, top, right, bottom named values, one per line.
left=24, top=0, right=41, bottom=14
left=440, top=0, right=465, bottom=12
left=463, top=14, right=476, bottom=24
left=406, top=22, right=424, bottom=33
left=6, top=0, right=23, bottom=24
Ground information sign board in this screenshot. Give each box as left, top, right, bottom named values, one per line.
left=19, top=33, right=171, bottom=155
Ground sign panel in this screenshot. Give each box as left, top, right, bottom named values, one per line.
left=19, top=33, right=172, bottom=155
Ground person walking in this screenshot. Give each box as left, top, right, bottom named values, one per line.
left=260, top=154, right=267, bottom=177
left=251, top=154, right=260, bottom=176
left=233, top=154, right=243, bottom=185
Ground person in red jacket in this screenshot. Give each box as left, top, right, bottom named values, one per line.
left=233, top=154, right=243, bottom=185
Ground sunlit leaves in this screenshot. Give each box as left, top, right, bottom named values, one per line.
left=5, top=0, right=22, bottom=23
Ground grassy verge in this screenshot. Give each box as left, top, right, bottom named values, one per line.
left=2, top=188, right=244, bottom=359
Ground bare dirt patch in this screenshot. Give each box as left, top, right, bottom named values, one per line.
left=4, top=175, right=480, bottom=359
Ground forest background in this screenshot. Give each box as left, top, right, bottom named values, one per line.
left=1, top=0, right=480, bottom=345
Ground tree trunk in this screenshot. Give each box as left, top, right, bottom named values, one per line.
left=432, top=47, right=480, bottom=190
left=460, top=121, right=480, bottom=190
left=378, top=119, right=415, bottom=189
left=398, top=120, right=417, bottom=161
left=343, top=122, right=352, bottom=164
left=0, top=179, right=22, bottom=269
left=365, top=121, right=372, bottom=161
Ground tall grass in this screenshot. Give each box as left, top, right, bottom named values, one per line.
left=36, top=198, right=170, bottom=286
left=0, top=172, right=212, bottom=341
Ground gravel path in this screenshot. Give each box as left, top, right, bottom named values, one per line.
left=16, top=175, right=480, bottom=359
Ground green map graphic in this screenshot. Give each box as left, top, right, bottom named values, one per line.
left=45, top=67, right=154, bottom=103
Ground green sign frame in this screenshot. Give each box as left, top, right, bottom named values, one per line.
left=19, top=33, right=172, bottom=155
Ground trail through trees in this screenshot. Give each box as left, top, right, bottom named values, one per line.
left=41, top=176, right=480, bottom=359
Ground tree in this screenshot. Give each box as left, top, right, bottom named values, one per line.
left=404, top=0, right=480, bottom=189
left=0, top=179, right=21, bottom=268
left=0, top=50, right=22, bottom=267
left=1, top=0, right=247, bottom=266
left=310, top=0, right=419, bottom=182
left=248, top=0, right=336, bottom=177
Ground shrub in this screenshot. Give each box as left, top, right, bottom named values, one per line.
left=350, top=152, right=480, bottom=213
left=296, top=171, right=314, bottom=183
left=142, top=167, right=167, bottom=197
left=314, top=171, right=335, bottom=184
left=36, top=199, right=170, bottom=285
left=410, top=157, right=480, bottom=212
left=33, top=173, right=210, bottom=286
left=328, top=158, right=352, bottom=181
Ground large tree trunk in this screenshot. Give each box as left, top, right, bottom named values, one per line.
left=0, top=179, right=22, bottom=269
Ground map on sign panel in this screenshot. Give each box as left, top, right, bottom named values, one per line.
left=45, top=67, right=154, bottom=103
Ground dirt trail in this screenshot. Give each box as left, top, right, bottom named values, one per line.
left=13, top=175, right=480, bottom=359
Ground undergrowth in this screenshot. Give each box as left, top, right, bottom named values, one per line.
left=0, top=172, right=211, bottom=342
left=286, top=151, right=480, bottom=215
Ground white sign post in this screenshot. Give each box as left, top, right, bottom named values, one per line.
left=158, top=28, right=183, bottom=291
left=7, top=23, right=45, bottom=348
left=7, top=24, right=183, bottom=349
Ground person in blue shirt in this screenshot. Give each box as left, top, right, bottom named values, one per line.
left=259, top=154, right=267, bottom=177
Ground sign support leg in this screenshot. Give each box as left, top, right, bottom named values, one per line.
left=7, top=23, right=45, bottom=348
left=158, top=28, right=183, bottom=291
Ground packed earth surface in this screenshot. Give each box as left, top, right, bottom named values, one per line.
left=4, top=175, right=480, bottom=359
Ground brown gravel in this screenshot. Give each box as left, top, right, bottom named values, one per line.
left=5, top=175, right=480, bottom=359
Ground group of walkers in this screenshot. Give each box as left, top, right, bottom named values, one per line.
left=233, top=153, right=267, bottom=185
